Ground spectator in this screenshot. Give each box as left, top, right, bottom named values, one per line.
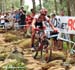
left=57, top=9, right=70, bottom=50
left=25, top=9, right=35, bottom=36
left=0, top=12, right=1, bottom=24
left=19, top=9, right=26, bottom=30
left=0, top=12, right=5, bottom=28
left=14, top=10, right=20, bottom=30
left=30, top=8, right=35, bottom=19
left=57, top=10, right=64, bottom=50
left=9, top=10, right=16, bottom=29
left=4, top=12, right=10, bottom=29
left=51, top=13, right=58, bottom=50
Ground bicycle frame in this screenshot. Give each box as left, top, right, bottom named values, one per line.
left=34, top=28, right=49, bottom=62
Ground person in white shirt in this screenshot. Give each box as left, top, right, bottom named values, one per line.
left=0, top=13, right=5, bottom=28
left=0, top=13, right=5, bottom=24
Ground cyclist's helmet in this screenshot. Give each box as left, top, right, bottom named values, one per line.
left=40, top=8, right=48, bottom=16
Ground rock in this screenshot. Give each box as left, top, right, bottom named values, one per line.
left=66, top=58, right=75, bottom=64
left=26, top=63, right=41, bottom=70
left=4, top=46, right=12, bottom=52
left=42, top=60, right=63, bottom=70
left=34, top=67, right=42, bottom=70
left=51, top=51, right=66, bottom=61
left=0, top=53, right=8, bottom=61
left=70, top=66, right=75, bottom=70
left=0, top=47, right=5, bottom=53
left=48, top=66, right=65, bottom=70
left=7, top=51, right=27, bottom=63
left=50, top=60, right=63, bottom=65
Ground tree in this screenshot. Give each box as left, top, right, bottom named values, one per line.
left=66, top=0, right=71, bottom=16
left=69, top=0, right=75, bottom=16
left=54, top=0, right=57, bottom=14
left=20, top=0, right=24, bottom=7
left=0, top=0, right=6, bottom=12
left=39, top=0, right=42, bottom=10
left=43, top=0, right=55, bottom=14
left=32, top=0, right=36, bottom=13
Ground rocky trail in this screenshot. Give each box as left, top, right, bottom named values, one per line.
left=0, top=31, right=75, bottom=70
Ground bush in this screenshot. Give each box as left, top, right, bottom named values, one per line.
left=2, top=61, right=27, bottom=70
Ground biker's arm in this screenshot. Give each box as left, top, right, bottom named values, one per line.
left=32, top=18, right=36, bottom=29
left=48, top=20, right=55, bottom=30
left=48, top=20, right=58, bottom=32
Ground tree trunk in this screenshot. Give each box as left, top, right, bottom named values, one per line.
left=66, top=0, right=73, bottom=47
left=2, top=0, right=6, bottom=12
left=59, top=0, right=63, bottom=9
left=70, top=0, right=75, bottom=16
left=20, top=0, right=24, bottom=7
left=66, top=0, right=71, bottom=16
left=73, top=1, right=75, bottom=16
left=39, top=0, right=42, bottom=10
left=60, top=0, right=62, bottom=5
left=11, top=0, right=14, bottom=8
left=32, top=0, right=36, bottom=13
left=54, top=0, right=57, bottom=14
left=0, top=0, right=2, bottom=12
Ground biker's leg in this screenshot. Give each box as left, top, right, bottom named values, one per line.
left=40, top=48, right=43, bottom=61
left=45, top=46, right=49, bottom=62
left=38, top=43, right=43, bottom=59
left=31, top=30, right=35, bottom=48
left=34, top=50, right=38, bottom=59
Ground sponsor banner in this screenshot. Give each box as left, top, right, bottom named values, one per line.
left=55, top=16, right=75, bottom=34
left=44, top=16, right=75, bottom=43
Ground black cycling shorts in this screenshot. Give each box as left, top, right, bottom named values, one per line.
left=35, top=22, right=43, bottom=28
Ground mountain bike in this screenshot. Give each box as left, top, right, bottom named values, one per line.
left=33, top=26, right=49, bottom=62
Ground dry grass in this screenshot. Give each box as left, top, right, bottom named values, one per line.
left=18, top=39, right=31, bottom=49
left=4, top=33, right=19, bottom=42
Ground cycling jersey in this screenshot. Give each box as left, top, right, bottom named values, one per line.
left=34, top=14, right=50, bottom=28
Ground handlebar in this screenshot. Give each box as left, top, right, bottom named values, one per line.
left=33, top=26, right=46, bottom=31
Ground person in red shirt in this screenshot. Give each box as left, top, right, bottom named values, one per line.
left=25, top=14, right=32, bottom=28
left=25, top=9, right=35, bottom=36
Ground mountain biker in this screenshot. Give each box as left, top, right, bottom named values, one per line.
left=31, top=8, right=58, bottom=50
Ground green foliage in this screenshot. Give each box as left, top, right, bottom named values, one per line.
left=3, top=61, right=26, bottom=70
left=43, top=0, right=67, bottom=15
left=57, top=0, right=67, bottom=15
left=0, top=0, right=29, bottom=12
left=14, top=0, right=20, bottom=9
left=43, top=0, right=55, bottom=14
left=24, top=5, right=29, bottom=12
left=63, top=42, right=68, bottom=50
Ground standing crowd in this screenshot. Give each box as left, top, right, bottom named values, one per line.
left=0, top=7, right=35, bottom=31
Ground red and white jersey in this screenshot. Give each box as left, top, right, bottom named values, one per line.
left=34, top=14, right=50, bottom=22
